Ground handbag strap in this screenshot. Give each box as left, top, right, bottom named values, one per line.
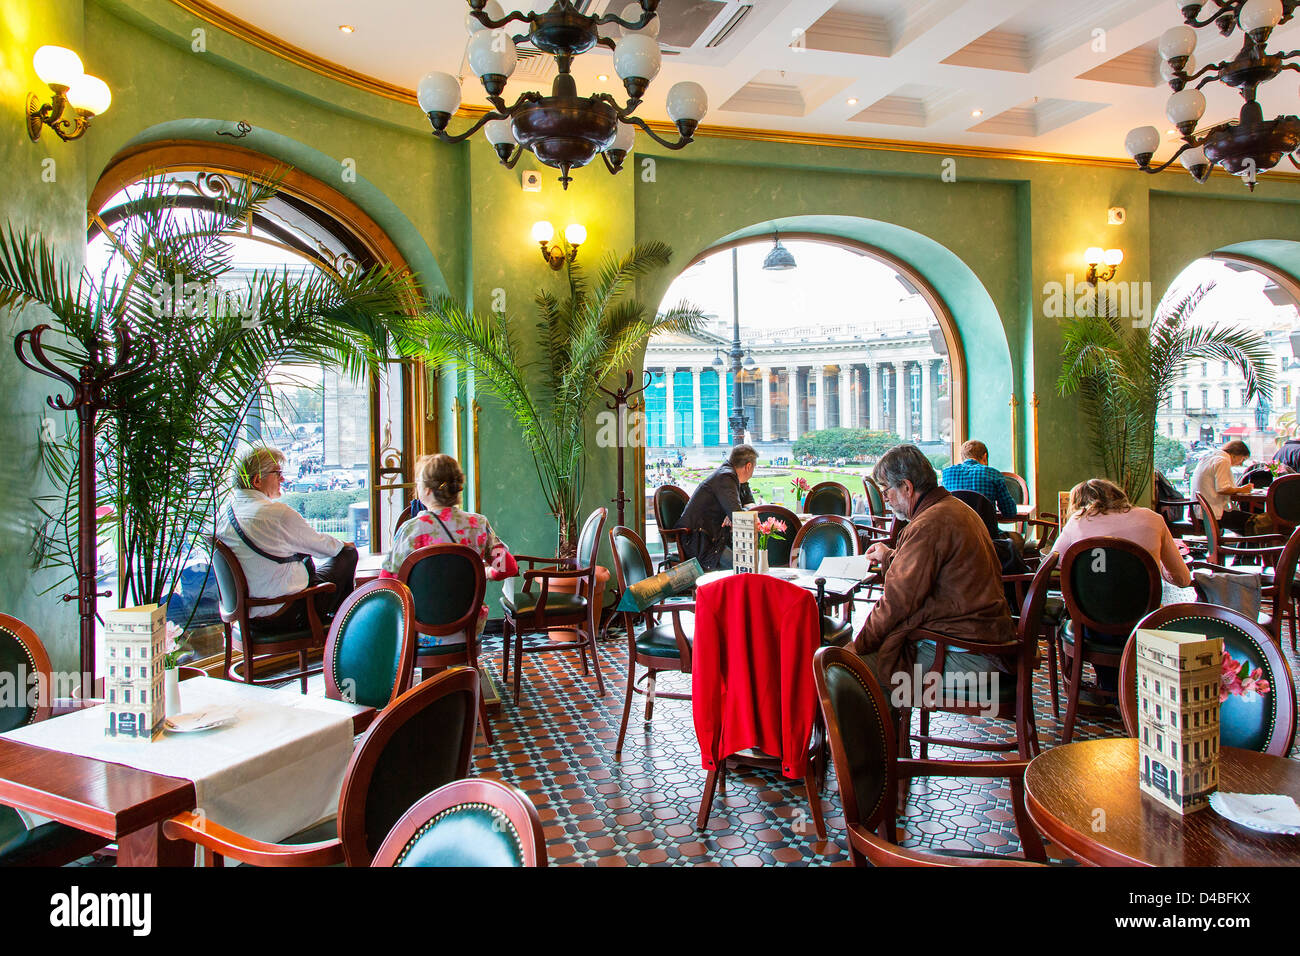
left=223, top=504, right=308, bottom=565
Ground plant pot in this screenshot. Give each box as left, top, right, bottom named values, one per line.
left=550, top=565, right=610, bottom=642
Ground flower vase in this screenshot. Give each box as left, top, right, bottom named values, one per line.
left=795, top=495, right=805, bottom=513
left=755, top=547, right=770, bottom=575
left=164, top=667, right=182, bottom=716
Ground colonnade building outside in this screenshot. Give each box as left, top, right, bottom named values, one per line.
left=643, top=296, right=954, bottom=454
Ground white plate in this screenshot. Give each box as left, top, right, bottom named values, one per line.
left=1208, top=791, right=1300, bottom=835
left=767, top=568, right=802, bottom=580
left=164, top=708, right=238, bottom=734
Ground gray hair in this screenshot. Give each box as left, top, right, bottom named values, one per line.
left=233, top=446, right=286, bottom=490
left=872, top=444, right=937, bottom=496
left=727, top=444, right=758, bottom=468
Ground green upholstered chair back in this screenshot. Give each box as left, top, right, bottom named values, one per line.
left=0, top=615, right=51, bottom=732
left=209, top=537, right=245, bottom=620
left=1120, top=604, right=1296, bottom=756
left=576, top=508, right=607, bottom=570
left=337, top=667, right=479, bottom=866
left=654, top=485, right=689, bottom=532
left=1002, top=472, right=1029, bottom=506
left=792, top=516, right=858, bottom=571
left=324, top=580, right=415, bottom=710
left=813, top=646, right=895, bottom=833
left=805, top=481, right=851, bottom=517
left=397, top=545, right=486, bottom=638
left=609, top=526, right=653, bottom=591
left=862, top=477, right=886, bottom=517
left=751, top=505, right=801, bottom=567
left=1268, top=474, right=1300, bottom=525
left=1060, top=537, right=1161, bottom=639
left=371, top=778, right=545, bottom=867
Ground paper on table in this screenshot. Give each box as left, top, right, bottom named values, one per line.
left=1213, top=792, right=1300, bottom=827
left=813, top=555, right=872, bottom=581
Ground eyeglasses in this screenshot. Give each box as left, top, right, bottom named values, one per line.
left=264, top=470, right=283, bottom=478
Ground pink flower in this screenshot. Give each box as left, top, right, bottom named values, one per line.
left=419, top=514, right=434, bottom=524
left=439, top=508, right=453, bottom=521
left=467, top=516, right=478, bottom=527
left=413, top=534, right=434, bottom=549
left=1221, top=650, right=1270, bottom=702
left=477, top=531, right=487, bottom=546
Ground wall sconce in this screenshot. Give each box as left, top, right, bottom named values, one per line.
left=1084, top=246, right=1124, bottom=285
left=533, top=221, right=586, bottom=271
left=26, top=46, right=111, bottom=142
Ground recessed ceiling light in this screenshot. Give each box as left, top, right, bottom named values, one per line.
left=846, top=97, right=858, bottom=106
left=339, top=24, right=355, bottom=33
left=597, top=73, right=609, bottom=81
left=971, top=109, right=983, bottom=117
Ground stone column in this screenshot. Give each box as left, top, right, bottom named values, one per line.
left=664, top=367, right=675, bottom=446
left=838, top=366, right=851, bottom=430
left=900, top=362, right=913, bottom=440
left=761, top=367, right=772, bottom=441
left=787, top=365, right=800, bottom=440
left=869, top=364, right=880, bottom=430
left=921, top=359, right=934, bottom=441
left=814, top=366, right=826, bottom=431
left=691, top=366, right=703, bottom=447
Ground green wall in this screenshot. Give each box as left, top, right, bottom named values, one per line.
left=6, top=0, right=1300, bottom=670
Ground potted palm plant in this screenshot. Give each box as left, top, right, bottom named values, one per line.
left=1057, top=283, right=1275, bottom=503
left=1, top=171, right=417, bottom=671
left=405, top=240, right=702, bottom=556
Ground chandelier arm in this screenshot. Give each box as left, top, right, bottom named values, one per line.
left=594, top=10, right=657, bottom=32
left=467, top=9, right=537, bottom=32
left=600, top=151, right=622, bottom=174
left=594, top=92, right=645, bottom=119
left=432, top=110, right=508, bottom=145
left=1138, top=141, right=1197, bottom=175
left=498, top=144, right=525, bottom=169
left=623, top=115, right=692, bottom=150
left=1183, top=60, right=1229, bottom=85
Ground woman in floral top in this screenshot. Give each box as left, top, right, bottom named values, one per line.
left=380, top=454, right=518, bottom=640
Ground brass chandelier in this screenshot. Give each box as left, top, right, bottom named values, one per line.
left=1125, top=0, right=1300, bottom=190
left=417, top=0, right=708, bottom=189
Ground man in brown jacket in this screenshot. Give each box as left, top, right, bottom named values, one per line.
left=855, top=444, right=1014, bottom=711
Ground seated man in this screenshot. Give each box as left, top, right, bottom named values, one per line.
left=675, top=444, right=757, bottom=571
left=1191, top=439, right=1255, bottom=534
left=216, top=446, right=358, bottom=634
left=940, top=439, right=1018, bottom=519
left=1274, top=435, right=1300, bottom=474
left=855, top=444, right=1014, bottom=710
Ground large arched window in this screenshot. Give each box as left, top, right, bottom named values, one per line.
left=1154, top=254, right=1300, bottom=491
left=642, top=236, right=964, bottom=528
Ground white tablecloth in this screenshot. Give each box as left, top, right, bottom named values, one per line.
left=2, top=677, right=365, bottom=844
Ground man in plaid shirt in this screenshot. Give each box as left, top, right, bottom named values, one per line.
left=940, top=439, right=1017, bottom=518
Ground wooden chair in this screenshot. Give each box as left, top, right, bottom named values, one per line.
left=652, top=484, right=690, bottom=570
left=372, top=778, right=546, bottom=867
left=1118, top=603, right=1296, bottom=756
left=790, top=515, right=860, bottom=642
left=749, top=504, right=801, bottom=567
left=0, top=614, right=111, bottom=866
left=1056, top=537, right=1161, bottom=744
left=396, top=543, right=494, bottom=743
left=163, top=667, right=479, bottom=866
left=853, top=476, right=897, bottom=551
left=804, top=481, right=851, bottom=517
left=608, top=526, right=694, bottom=757
left=812, top=645, right=1047, bottom=867
left=1195, top=493, right=1285, bottom=567
left=905, top=551, right=1057, bottom=762
left=1267, top=473, right=1300, bottom=529
left=501, top=507, right=608, bottom=699
left=1001, top=471, right=1030, bottom=508
left=323, top=579, right=416, bottom=723
left=210, top=537, right=332, bottom=691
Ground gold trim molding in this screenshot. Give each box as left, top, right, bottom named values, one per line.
left=166, top=0, right=1300, bottom=180
left=472, top=399, right=482, bottom=513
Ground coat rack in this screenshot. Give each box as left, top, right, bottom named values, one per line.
left=15, top=322, right=153, bottom=686
left=598, top=369, right=651, bottom=530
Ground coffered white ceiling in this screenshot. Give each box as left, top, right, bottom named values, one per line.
left=196, top=0, right=1300, bottom=162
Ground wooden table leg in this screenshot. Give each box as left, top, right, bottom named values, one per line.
left=117, top=822, right=195, bottom=867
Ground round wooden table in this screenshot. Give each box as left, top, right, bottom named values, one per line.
left=1025, top=738, right=1300, bottom=866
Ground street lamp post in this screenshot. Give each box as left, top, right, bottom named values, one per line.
left=728, top=247, right=747, bottom=446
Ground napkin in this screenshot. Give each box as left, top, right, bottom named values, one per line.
left=1213, top=792, right=1300, bottom=827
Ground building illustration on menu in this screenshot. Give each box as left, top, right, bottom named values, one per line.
left=103, top=604, right=166, bottom=741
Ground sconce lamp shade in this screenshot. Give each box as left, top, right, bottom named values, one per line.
left=33, top=45, right=83, bottom=89
left=1125, top=125, right=1161, bottom=160
left=1167, top=87, right=1206, bottom=126
left=612, top=121, right=636, bottom=152
left=532, top=221, right=555, bottom=243
left=1104, top=248, right=1125, bottom=267
left=1180, top=145, right=1209, bottom=172
left=1084, top=247, right=1105, bottom=266
left=1158, top=25, right=1197, bottom=60
left=484, top=118, right=514, bottom=146
left=613, top=34, right=661, bottom=82
left=619, top=1, right=659, bottom=37
left=418, top=72, right=462, bottom=115
left=666, top=81, right=708, bottom=123
left=465, top=0, right=505, bottom=33
left=66, top=74, right=111, bottom=115
left=468, top=28, right=518, bottom=79
left=564, top=223, right=587, bottom=245
left=1240, top=0, right=1284, bottom=32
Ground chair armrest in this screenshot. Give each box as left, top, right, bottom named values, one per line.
left=161, top=811, right=345, bottom=867
left=899, top=757, right=1029, bottom=780
left=514, top=553, right=572, bottom=570
left=911, top=626, right=1019, bottom=656
left=245, top=582, right=336, bottom=608
left=522, top=567, right=591, bottom=587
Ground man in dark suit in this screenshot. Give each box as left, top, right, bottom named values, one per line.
left=676, top=445, right=758, bottom=571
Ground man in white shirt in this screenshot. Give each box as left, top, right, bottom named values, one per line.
left=216, top=446, right=358, bottom=632
left=1191, top=439, right=1255, bottom=534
